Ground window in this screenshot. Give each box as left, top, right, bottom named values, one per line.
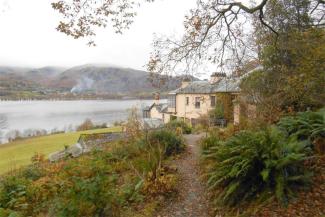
left=168, top=95, right=176, bottom=108
left=143, top=110, right=150, bottom=118
left=210, top=96, right=216, bottom=107
left=186, top=97, right=189, bottom=106
left=195, top=97, right=201, bottom=109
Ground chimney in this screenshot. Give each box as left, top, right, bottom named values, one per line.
left=154, top=92, right=160, bottom=104
left=181, top=77, right=191, bottom=88
left=210, top=72, right=226, bottom=84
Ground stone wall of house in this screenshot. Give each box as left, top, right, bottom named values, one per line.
left=175, top=94, right=214, bottom=120
left=162, top=113, right=171, bottom=123
left=150, top=106, right=163, bottom=120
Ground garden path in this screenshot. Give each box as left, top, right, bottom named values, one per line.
left=157, top=133, right=212, bottom=217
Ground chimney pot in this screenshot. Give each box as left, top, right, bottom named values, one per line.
left=210, top=72, right=226, bottom=84
left=154, top=93, right=160, bottom=104
left=181, top=77, right=191, bottom=88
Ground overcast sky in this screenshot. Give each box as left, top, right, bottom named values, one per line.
left=0, top=0, right=197, bottom=70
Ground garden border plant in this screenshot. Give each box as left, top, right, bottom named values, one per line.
left=0, top=120, right=186, bottom=217
left=200, top=109, right=325, bottom=211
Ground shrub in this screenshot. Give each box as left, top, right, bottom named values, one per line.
left=76, top=118, right=94, bottom=131
left=142, top=168, right=178, bottom=197
left=147, top=130, right=184, bottom=156
left=278, top=109, right=325, bottom=142
left=200, top=132, right=221, bottom=153
left=49, top=151, right=141, bottom=217
left=203, top=127, right=311, bottom=206
left=166, top=120, right=192, bottom=134
left=0, top=176, right=31, bottom=214
left=123, top=107, right=142, bottom=140
left=0, top=128, right=181, bottom=216
left=210, top=103, right=225, bottom=119
left=21, top=153, right=47, bottom=181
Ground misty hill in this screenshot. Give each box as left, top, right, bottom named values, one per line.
left=24, top=66, right=67, bottom=78
left=0, top=64, right=197, bottom=97
left=52, top=65, right=155, bottom=93
left=0, top=66, right=32, bottom=75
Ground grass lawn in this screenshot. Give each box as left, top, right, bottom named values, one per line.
left=0, top=127, right=122, bottom=174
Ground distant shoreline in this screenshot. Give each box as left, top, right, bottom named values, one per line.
left=0, top=98, right=167, bottom=101
left=0, top=96, right=168, bottom=101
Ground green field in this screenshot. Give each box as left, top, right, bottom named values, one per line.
left=0, top=127, right=121, bottom=174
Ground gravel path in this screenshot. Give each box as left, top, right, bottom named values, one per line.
left=157, top=133, right=212, bottom=217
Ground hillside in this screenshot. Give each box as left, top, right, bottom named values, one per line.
left=0, top=64, right=194, bottom=99
left=51, top=64, right=155, bottom=93
left=0, top=66, right=32, bottom=75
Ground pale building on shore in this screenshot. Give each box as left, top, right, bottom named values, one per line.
left=143, top=68, right=260, bottom=126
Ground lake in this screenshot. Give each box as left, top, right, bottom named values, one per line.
left=0, top=100, right=159, bottom=143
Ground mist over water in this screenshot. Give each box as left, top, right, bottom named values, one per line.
left=0, top=99, right=157, bottom=143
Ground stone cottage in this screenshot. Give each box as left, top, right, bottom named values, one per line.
left=143, top=68, right=259, bottom=126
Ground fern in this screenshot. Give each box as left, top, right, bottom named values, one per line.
left=278, top=109, right=325, bottom=142
left=203, top=127, right=311, bottom=206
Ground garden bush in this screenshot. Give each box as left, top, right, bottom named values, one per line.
left=76, top=118, right=95, bottom=131
left=147, top=129, right=185, bottom=156
left=77, top=118, right=108, bottom=131
left=0, top=176, right=31, bottom=214
left=0, top=130, right=182, bottom=217
left=203, top=127, right=311, bottom=206
left=200, top=132, right=221, bottom=152
left=278, top=109, right=325, bottom=142
left=50, top=156, right=123, bottom=217
left=0, top=109, right=185, bottom=217
left=166, top=120, right=192, bottom=134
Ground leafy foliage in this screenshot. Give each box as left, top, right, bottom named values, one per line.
left=200, top=133, right=222, bottom=153
left=166, top=120, right=192, bottom=134
left=76, top=118, right=107, bottom=131
left=241, top=28, right=325, bottom=122
left=147, top=129, right=185, bottom=156
left=203, top=127, right=311, bottom=206
left=0, top=127, right=184, bottom=216
left=209, top=93, right=234, bottom=122
left=143, top=167, right=178, bottom=197
left=76, top=118, right=95, bottom=131
left=123, top=107, right=143, bottom=141
left=278, top=109, right=325, bottom=142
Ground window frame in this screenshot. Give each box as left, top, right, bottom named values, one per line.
left=168, top=95, right=176, bottom=108
left=210, top=96, right=216, bottom=107
left=186, top=97, right=189, bottom=106
left=195, top=97, right=201, bottom=109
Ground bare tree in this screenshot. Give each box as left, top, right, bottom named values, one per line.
left=52, top=0, right=325, bottom=73
left=52, top=0, right=154, bottom=46
left=147, top=0, right=325, bottom=77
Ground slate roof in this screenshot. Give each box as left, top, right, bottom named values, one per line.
left=143, top=102, right=169, bottom=114
left=143, top=105, right=152, bottom=111
left=170, top=66, right=262, bottom=95
left=155, top=103, right=168, bottom=113
left=172, top=78, right=240, bottom=94
left=142, top=118, right=164, bottom=129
